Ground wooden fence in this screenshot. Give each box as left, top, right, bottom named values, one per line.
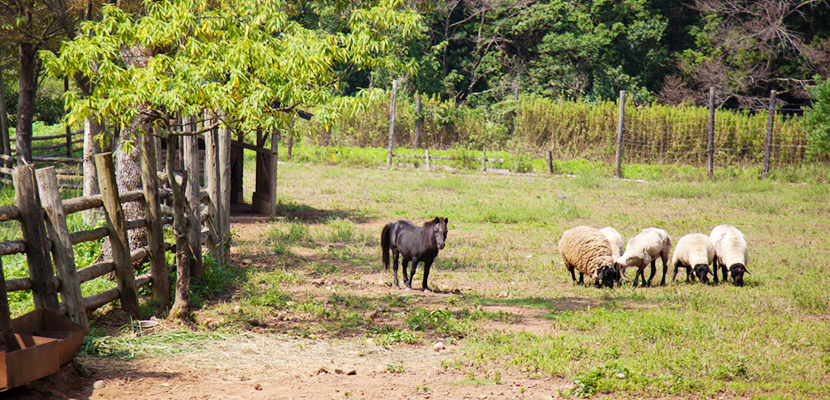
left=0, top=148, right=221, bottom=331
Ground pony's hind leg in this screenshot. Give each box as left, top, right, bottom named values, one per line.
left=391, top=249, right=401, bottom=288
left=406, top=257, right=419, bottom=290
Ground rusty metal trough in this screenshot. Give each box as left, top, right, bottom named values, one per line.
left=0, top=308, right=87, bottom=392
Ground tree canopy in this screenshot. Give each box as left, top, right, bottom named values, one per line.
left=42, top=0, right=423, bottom=134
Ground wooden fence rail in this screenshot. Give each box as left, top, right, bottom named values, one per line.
left=0, top=147, right=222, bottom=330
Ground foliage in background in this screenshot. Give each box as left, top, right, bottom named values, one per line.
left=806, top=77, right=830, bottom=160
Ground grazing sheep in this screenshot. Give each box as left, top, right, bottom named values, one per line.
left=615, top=228, right=672, bottom=287
left=670, top=233, right=715, bottom=284
left=600, top=226, right=625, bottom=260
left=558, top=226, right=619, bottom=288
left=709, top=224, right=750, bottom=287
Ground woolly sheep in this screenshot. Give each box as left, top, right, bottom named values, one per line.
left=709, top=224, right=750, bottom=287
left=615, top=227, right=672, bottom=287
left=600, top=226, right=625, bottom=260
left=670, top=233, right=715, bottom=284
left=558, top=226, right=619, bottom=288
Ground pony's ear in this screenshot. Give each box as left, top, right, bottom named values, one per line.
left=443, top=217, right=449, bottom=224
left=432, top=217, right=441, bottom=224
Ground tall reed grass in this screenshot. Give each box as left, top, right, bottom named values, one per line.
left=292, top=93, right=811, bottom=166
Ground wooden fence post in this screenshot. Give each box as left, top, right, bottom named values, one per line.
left=482, top=149, right=487, bottom=171
left=37, top=167, right=87, bottom=328
left=218, top=114, right=231, bottom=265
left=95, top=152, right=141, bottom=318
left=707, top=87, right=715, bottom=179
left=13, top=165, right=60, bottom=313
left=616, top=90, right=625, bottom=178
left=140, top=132, right=169, bottom=305
left=425, top=149, right=430, bottom=171
left=762, top=90, right=777, bottom=180
left=546, top=151, right=553, bottom=174
left=184, top=116, right=204, bottom=280
left=386, top=79, right=397, bottom=168
left=0, top=71, right=10, bottom=167
left=204, top=111, right=223, bottom=263
left=0, top=258, right=11, bottom=333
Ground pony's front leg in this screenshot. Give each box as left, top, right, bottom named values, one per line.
left=391, top=249, right=401, bottom=288
left=421, top=260, right=433, bottom=292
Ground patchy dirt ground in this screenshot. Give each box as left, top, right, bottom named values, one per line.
left=7, top=220, right=575, bottom=400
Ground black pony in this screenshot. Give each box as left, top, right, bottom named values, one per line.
left=381, top=217, right=449, bottom=291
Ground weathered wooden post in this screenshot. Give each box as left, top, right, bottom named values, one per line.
left=0, top=258, right=11, bottom=333
left=204, top=110, right=223, bottom=263
left=482, top=149, right=487, bottom=171
left=386, top=79, right=398, bottom=168
left=546, top=151, right=554, bottom=174
left=707, top=87, right=715, bottom=179
left=0, top=70, right=10, bottom=167
left=615, top=90, right=625, bottom=178
left=413, top=92, right=422, bottom=149
left=95, top=152, right=141, bottom=318
left=13, top=165, right=60, bottom=313
left=218, top=114, right=231, bottom=265
left=183, top=115, right=204, bottom=280
left=82, top=117, right=102, bottom=224
left=762, top=90, right=777, bottom=180
left=140, top=132, right=169, bottom=305
left=37, top=167, right=88, bottom=327
left=425, top=149, right=430, bottom=171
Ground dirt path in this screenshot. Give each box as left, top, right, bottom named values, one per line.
left=10, top=220, right=571, bottom=400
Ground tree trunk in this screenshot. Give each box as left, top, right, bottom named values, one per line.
left=166, top=135, right=191, bottom=320
left=82, top=117, right=103, bottom=224
left=101, top=122, right=146, bottom=263
left=0, top=70, right=10, bottom=166
left=15, top=41, right=38, bottom=164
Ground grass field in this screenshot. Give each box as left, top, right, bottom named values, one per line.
left=232, top=153, right=828, bottom=397
left=4, top=140, right=830, bottom=398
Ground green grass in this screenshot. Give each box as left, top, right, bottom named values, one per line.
left=3, top=138, right=829, bottom=397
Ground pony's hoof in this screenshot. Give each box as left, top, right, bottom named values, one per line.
left=422, top=288, right=433, bottom=293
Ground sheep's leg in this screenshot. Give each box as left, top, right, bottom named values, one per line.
left=578, top=272, right=584, bottom=285
left=633, top=267, right=643, bottom=288
left=391, top=250, right=402, bottom=287
left=659, top=258, right=668, bottom=286
left=646, top=260, right=657, bottom=287
left=721, top=261, right=728, bottom=283
left=568, top=266, right=578, bottom=283
left=686, top=266, right=693, bottom=282
left=671, top=262, right=681, bottom=284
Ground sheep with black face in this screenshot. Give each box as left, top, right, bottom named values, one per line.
left=709, top=224, right=750, bottom=287
left=671, top=233, right=715, bottom=284
left=615, top=227, right=672, bottom=287
left=558, top=226, right=619, bottom=288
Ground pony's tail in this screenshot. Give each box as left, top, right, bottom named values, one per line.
left=381, top=223, right=392, bottom=270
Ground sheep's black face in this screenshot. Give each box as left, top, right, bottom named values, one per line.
left=693, top=264, right=712, bottom=284
left=597, top=266, right=618, bottom=288
left=730, top=264, right=748, bottom=287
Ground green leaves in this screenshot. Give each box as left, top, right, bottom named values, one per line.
left=41, top=0, right=423, bottom=135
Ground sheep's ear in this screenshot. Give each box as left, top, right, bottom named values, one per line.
left=742, top=266, right=751, bottom=275
left=705, top=265, right=714, bottom=275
